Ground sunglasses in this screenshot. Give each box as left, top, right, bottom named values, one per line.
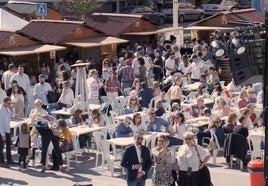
left=137, top=137, right=143, bottom=140
left=185, top=138, right=193, bottom=140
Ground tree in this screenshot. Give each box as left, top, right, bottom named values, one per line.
left=64, top=0, right=98, bottom=20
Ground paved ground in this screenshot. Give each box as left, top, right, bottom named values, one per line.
left=0, top=149, right=251, bottom=186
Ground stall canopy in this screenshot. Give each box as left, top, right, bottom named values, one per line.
left=184, top=26, right=234, bottom=31
left=0, top=44, right=66, bottom=56
left=122, top=27, right=184, bottom=36
left=62, top=36, right=129, bottom=48
left=0, top=8, right=28, bottom=31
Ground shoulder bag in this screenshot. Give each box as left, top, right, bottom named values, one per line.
left=195, top=145, right=214, bottom=186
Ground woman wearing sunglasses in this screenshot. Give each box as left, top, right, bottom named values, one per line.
left=177, top=131, right=211, bottom=186
left=152, top=135, right=174, bottom=186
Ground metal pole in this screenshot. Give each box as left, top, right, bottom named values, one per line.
left=173, top=0, right=178, bottom=28
left=264, top=10, right=268, bottom=186
left=116, top=0, right=120, bottom=13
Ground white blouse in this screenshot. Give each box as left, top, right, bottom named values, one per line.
left=177, top=144, right=210, bottom=172
left=58, top=87, right=74, bottom=105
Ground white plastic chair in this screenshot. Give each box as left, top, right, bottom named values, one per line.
left=247, top=135, right=264, bottom=160
left=92, top=131, right=107, bottom=168
left=209, top=130, right=224, bottom=164
left=101, top=140, right=122, bottom=176
left=65, top=132, right=79, bottom=171
left=123, top=88, right=132, bottom=96
left=163, top=102, right=171, bottom=112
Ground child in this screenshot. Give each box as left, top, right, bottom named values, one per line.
left=29, top=126, right=39, bottom=159
left=16, top=123, right=31, bottom=170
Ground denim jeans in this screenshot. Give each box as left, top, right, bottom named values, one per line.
left=47, top=103, right=66, bottom=114
left=127, top=179, right=145, bottom=186
left=0, top=132, right=12, bottom=162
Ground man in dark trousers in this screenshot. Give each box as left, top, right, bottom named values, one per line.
left=121, top=132, right=152, bottom=186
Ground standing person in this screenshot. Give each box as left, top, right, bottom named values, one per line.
left=184, top=54, right=203, bottom=83
left=0, top=97, right=15, bottom=167
left=104, top=71, right=120, bottom=107
left=0, top=81, right=7, bottom=103
left=167, top=76, right=183, bottom=106
left=40, top=62, right=50, bottom=81
left=177, top=131, right=211, bottom=186
left=10, top=65, right=31, bottom=96
left=165, top=51, right=176, bottom=77
left=152, top=49, right=163, bottom=81
left=16, top=123, right=31, bottom=170
left=118, top=59, right=135, bottom=91
left=152, top=135, right=174, bottom=186
left=87, top=69, right=101, bottom=103
left=2, top=63, right=15, bottom=90
left=10, top=84, right=25, bottom=118
left=121, top=132, right=152, bottom=186
left=33, top=74, right=52, bottom=109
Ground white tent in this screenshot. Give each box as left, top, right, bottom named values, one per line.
left=0, top=8, right=28, bottom=30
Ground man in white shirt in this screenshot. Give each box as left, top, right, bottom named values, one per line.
left=185, top=54, right=203, bottom=83
left=165, top=51, right=176, bottom=77
left=0, top=97, right=14, bottom=167
left=1, top=64, right=15, bottom=90
left=10, top=65, right=30, bottom=96
left=33, top=74, right=52, bottom=108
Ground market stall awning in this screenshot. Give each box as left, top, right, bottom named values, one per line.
left=62, top=36, right=129, bottom=48
left=184, top=26, right=234, bottom=31
left=0, top=44, right=66, bottom=56
left=122, top=27, right=184, bottom=35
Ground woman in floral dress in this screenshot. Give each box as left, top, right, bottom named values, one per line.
left=152, top=135, right=174, bottom=186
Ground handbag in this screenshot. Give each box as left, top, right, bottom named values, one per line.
left=59, top=139, right=73, bottom=153
left=195, top=146, right=214, bottom=186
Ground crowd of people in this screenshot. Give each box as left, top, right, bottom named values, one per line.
left=0, top=36, right=264, bottom=185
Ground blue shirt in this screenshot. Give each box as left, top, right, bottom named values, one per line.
left=113, top=122, right=133, bottom=138
left=146, top=117, right=169, bottom=132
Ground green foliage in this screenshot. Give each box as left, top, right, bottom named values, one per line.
left=65, top=0, right=97, bottom=19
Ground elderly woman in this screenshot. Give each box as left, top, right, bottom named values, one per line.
left=113, top=117, right=133, bottom=138
left=189, top=96, right=206, bottom=118
left=28, top=99, right=48, bottom=123
left=152, top=135, right=174, bottom=186
left=122, top=95, right=142, bottom=115
left=177, top=131, right=211, bottom=186
left=212, top=96, right=230, bottom=117
left=87, top=69, right=101, bottom=103
left=237, top=89, right=249, bottom=109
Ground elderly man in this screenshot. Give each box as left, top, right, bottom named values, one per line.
left=146, top=109, right=169, bottom=132
left=0, top=97, right=15, bottom=167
